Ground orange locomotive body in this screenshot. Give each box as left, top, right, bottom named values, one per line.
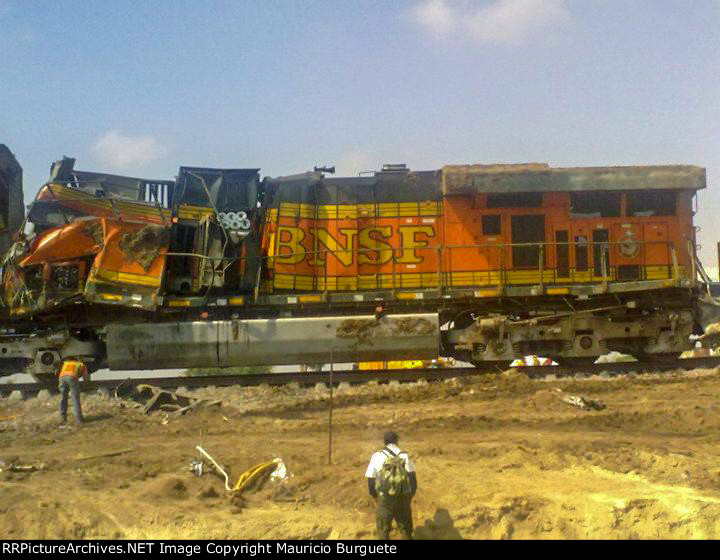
left=263, top=164, right=697, bottom=296
left=0, top=148, right=716, bottom=380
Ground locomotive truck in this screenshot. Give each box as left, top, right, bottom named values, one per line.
left=1, top=143, right=719, bottom=382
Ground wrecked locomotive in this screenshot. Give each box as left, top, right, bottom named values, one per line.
left=1, top=143, right=719, bottom=382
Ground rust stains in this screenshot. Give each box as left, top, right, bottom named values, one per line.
left=84, top=221, right=104, bottom=247
left=337, top=316, right=437, bottom=344
left=336, top=318, right=376, bottom=342
left=118, top=225, right=170, bottom=271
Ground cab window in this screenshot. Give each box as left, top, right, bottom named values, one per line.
left=570, top=192, right=620, bottom=218
left=626, top=191, right=676, bottom=217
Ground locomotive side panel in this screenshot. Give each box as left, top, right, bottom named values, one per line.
left=262, top=168, right=700, bottom=298
left=263, top=171, right=444, bottom=293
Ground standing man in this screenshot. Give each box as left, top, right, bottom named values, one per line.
left=58, top=357, right=90, bottom=425
left=365, top=431, right=417, bottom=540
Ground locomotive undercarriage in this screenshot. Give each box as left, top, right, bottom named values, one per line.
left=0, top=286, right=707, bottom=383
left=445, top=306, right=694, bottom=365
left=0, top=328, right=104, bottom=379
left=443, top=288, right=698, bottom=365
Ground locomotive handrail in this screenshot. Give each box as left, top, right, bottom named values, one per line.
left=688, top=239, right=712, bottom=293
left=163, top=238, right=682, bottom=296
left=164, top=239, right=677, bottom=264
left=261, top=239, right=678, bottom=292
left=258, top=238, right=676, bottom=253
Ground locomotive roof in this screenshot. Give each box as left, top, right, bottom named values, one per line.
left=42, top=156, right=707, bottom=205
left=441, top=164, right=706, bottom=195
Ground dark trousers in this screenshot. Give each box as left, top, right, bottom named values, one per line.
left=58, top=376, right=83, bottom=422
left=376, top=494, right=413, bottom=540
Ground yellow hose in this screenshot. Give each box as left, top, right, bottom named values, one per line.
left=196, top=446, right=281, bottom=493
left=233, top=459, right=281, bottom=492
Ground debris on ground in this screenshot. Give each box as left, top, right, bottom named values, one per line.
left=189, top=459, right=204, bottom=477
left=510, top=355, right=558, bottom=367
left=74, top=448, right=134, bottom=461
left=234, top=458, right=285, bottom=493
left=500, top=369, right=530, bottom=381
left=0, top=458, right=45, bottom=473
left=124, top=384, right=222, bottom=415
left=194, top=445, right=287, bottom=495
left=270, top=460, right=287, bottom=483
left=680, top=347, right=719, bottom=359
left=561, top=394, right=607, bottom=411
left=195, top=445, right=234, bottom=491
left=594, top=351, right=638, bottom=363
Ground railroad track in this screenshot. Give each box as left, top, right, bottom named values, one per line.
left=1, top=356, right=719, bottom=400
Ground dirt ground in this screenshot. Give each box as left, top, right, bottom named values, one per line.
left=1, top=368, right=720, bottom=540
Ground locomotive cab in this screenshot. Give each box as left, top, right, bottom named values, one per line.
left=165, top=166, right=262, bottom=295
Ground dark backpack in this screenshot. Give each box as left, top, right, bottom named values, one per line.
left=375, top=447, right=411, bottom=497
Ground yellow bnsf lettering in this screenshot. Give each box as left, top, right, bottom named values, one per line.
left=397, top=226, right=435, bottom=263
left=309, top=228, right=358, bottom=266
left=274, top=225, right=437, bottom=266
left=358, top=226, right=393, bottom=265
left=275, top=226, right=306, bottom=264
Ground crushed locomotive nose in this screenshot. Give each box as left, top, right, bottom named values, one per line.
left=0, top=145, right=717, bottom=380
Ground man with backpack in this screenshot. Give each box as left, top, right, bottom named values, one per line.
left=365, top=431, right=417, bottom=540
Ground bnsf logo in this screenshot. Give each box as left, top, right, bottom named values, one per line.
left=274, top=226, right=436, bottom=265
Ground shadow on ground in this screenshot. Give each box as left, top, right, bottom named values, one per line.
left=415, top=508, right=463, bottom=539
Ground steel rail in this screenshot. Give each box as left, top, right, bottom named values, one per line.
left=1, top=357, right=719, bottom=398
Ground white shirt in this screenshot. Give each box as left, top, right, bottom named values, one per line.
left=365, top=443, right=415, bottom=478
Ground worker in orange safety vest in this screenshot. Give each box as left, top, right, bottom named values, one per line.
left=57, top=358, right=90, bottom=425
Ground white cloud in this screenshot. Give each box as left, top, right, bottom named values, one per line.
left=409, top=0, right=569, bottom=45
left=465, top=0, right=569, bottom=45
left=91, top=131, right=168, bottom=170
left=410, top=0, right=457, bottom=35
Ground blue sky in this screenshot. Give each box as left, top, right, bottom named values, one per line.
left=2, top=0, right=719, bottom=263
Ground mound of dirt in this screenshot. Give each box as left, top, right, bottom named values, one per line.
left=156, top=477, right=188, bottom=500
left=2, top=367, right=720, bottom=539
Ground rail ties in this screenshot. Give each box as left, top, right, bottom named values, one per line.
left=1, top=357, right=719, bottom=397
left=519, top=357, right=720, bottom=379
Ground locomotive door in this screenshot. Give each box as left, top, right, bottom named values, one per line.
left=612, top=223, right=644, bottom=281
left=510, top=215, right=545, bottom=285
left=478, top=214, right=503, bottom=286
left=357, top=182, right=383, bottom=291
left=570, top=224, right=591, bottom=282
left=443, top=195, right=484, bottom=288
left=643, top=223, right=670, bottom=280
left=553, top=229, right=570, bottom=282
left=592, top=229, right=610, bottom=280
